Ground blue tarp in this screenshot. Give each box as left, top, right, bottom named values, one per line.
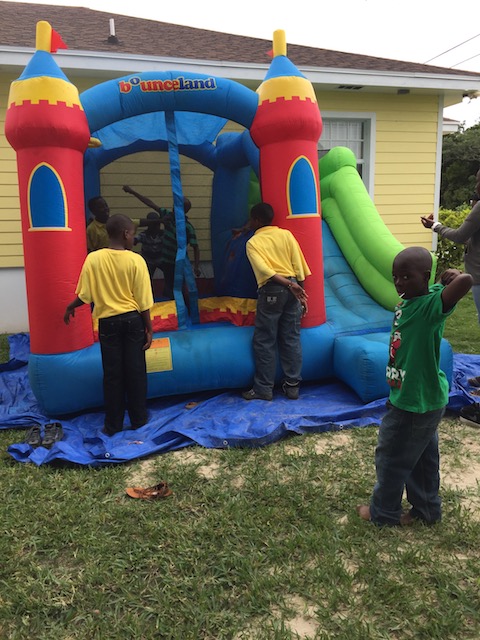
left=1, top=334, right=479, bottom=467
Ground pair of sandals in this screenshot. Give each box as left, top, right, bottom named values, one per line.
left=125, top=482, right=172, bottom=500
left=24, top=422, right=63, bottom=449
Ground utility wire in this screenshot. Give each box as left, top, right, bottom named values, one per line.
left=451, top=52, right=480, bottom=68
left=423, top=33, right=480, bottom=64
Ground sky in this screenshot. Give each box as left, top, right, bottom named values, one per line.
left=7, top=0, right=480, bottom=127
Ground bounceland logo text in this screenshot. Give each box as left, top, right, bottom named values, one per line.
left=119, top=76, right=217, bottom=94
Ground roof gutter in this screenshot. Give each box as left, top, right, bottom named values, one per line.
left=1, top=46, right=479, bottom=94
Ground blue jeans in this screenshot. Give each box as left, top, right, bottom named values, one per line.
left=370, top=404, right=444, bottom=525
left=252, top=282, right=302, bottom=396
left=99, top=311, right=148, bottom=434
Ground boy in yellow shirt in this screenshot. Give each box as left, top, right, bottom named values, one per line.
left=242, top=202, right=310, bottom=401
left=64, top=214, right=153, bottom=435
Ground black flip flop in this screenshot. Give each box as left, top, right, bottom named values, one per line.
left=42, top=422, right=64, bottom=449
left=24, top=424, right=42, bottom=448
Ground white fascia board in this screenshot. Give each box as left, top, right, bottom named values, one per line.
left=1, top=46, right=480, bottom=93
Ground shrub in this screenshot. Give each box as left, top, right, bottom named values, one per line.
left=435, top=206, right=469, bottom=273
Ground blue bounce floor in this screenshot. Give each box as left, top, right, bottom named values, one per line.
left=1, top=334, right=479, bottom=467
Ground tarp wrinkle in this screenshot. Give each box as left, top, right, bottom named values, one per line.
left=1, top=334, right=479, bottom=467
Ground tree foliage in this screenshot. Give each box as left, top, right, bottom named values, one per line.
left=441, top=123, right=480, bottom=209
left=435, top=206, right=469, bottom=273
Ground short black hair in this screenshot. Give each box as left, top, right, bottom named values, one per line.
left=394, top=246, right=432, bottom=273
left=106, top=214, right=134, bottom=239
left=250, top=202, right=274, bottom=225
left=88, top=196, right=104, bottom=211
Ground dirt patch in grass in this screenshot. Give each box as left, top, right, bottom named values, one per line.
left=125, top=456, right=158, bottom=486
left=127, top=422, right=480, bottom=503
left=282, top=595, right=319, bottom=637
left=312, top=432, right=354, bottom=454
left=442, top=427, right=480, bottom=490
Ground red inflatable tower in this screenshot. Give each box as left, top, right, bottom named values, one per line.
left=250, top=31, right=325, bottom=327
left=5, top=22, right=93, bottom=354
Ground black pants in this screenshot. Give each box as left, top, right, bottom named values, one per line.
left=160, top=262, right=175, bottom=299
left=98, top=311, right=148, bottom=434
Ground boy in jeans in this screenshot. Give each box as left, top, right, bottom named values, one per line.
left=64, top=214, right=153, bottom=435
left=241, top=202, right=310, bottom=401
left=357, top=247, right=472, bottom=526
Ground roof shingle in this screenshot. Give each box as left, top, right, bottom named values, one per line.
left=1, top=1, right=480, bottom=78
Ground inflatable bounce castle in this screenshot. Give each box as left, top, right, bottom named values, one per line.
left=4, top=22, right=453, bottom=415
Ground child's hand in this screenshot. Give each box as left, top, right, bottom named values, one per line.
left=143, top=328, right=153, bottom=350
left=290, top=282, right=308, bottom=303
left=440, top=268, right=462, bottom=285
left=63, top=307, right=75, bottom=324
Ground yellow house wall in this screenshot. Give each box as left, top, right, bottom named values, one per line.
left=317, top=90, right=438, bottom=249
left=0, top=72, right=23, bottom=268
left=0, top=71, right=439, bottom=271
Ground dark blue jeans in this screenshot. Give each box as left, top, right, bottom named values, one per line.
left=370, top=404, right=444, bottom=525
left=98, top=311, right=148, bottom=434
left=252, top=282, right=302, bottom=396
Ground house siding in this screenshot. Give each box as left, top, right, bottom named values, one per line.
left=0, top=72, right=23, bottom=268
left=317, top=90, right=438, bottom=248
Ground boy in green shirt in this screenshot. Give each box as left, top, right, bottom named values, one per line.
left=357, top=247, right=472, bottom=526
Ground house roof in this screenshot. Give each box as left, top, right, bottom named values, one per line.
left=1, top=0, right=480, bottom=79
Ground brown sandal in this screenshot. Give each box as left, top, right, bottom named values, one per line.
left=125, top=482, right=172, bottom=500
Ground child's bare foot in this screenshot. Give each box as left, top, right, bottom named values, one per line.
left=356, top=504, right=371, bottom=521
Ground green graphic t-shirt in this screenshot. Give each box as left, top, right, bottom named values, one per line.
left=387, top=284, right=454, bottom=413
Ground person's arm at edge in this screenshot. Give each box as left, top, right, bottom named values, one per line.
left=141, top=309, right=153, bottom=350
left=440, top=269, right=473, bottom=312
left=123, top=185, right=160, bottom=213
left=421, top=204, right=480, bottom=243
left=64, top=296, right=85, bottom=324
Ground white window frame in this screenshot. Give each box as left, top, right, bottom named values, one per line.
left=319, top=111, right=376, bottom=198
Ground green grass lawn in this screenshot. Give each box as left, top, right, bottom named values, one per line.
left=443, top=292, right=480, bottom=353
left=0, top=295, right=480, bottom=638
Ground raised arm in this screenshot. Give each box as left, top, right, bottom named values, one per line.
left=440, top=269, right=473, bottom=312
left=123, top=185, right=160, bottom=212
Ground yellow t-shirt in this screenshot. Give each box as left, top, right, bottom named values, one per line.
left=246, top=226, right=311, bottom=288
left=86, top=219, right=109, bottom=252
left=76, top=249, right=154, bottom=319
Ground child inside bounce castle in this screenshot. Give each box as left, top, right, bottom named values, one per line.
left=86, top=195, right=110, bottom=252
left=135, top=211, right=164, bottom=296
left=122, top=185, right=200, bottom=299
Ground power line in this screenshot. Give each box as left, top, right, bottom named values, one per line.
left=423, top=33, right=480, bottom=64
left=451, top=52, right=480, bottom=68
